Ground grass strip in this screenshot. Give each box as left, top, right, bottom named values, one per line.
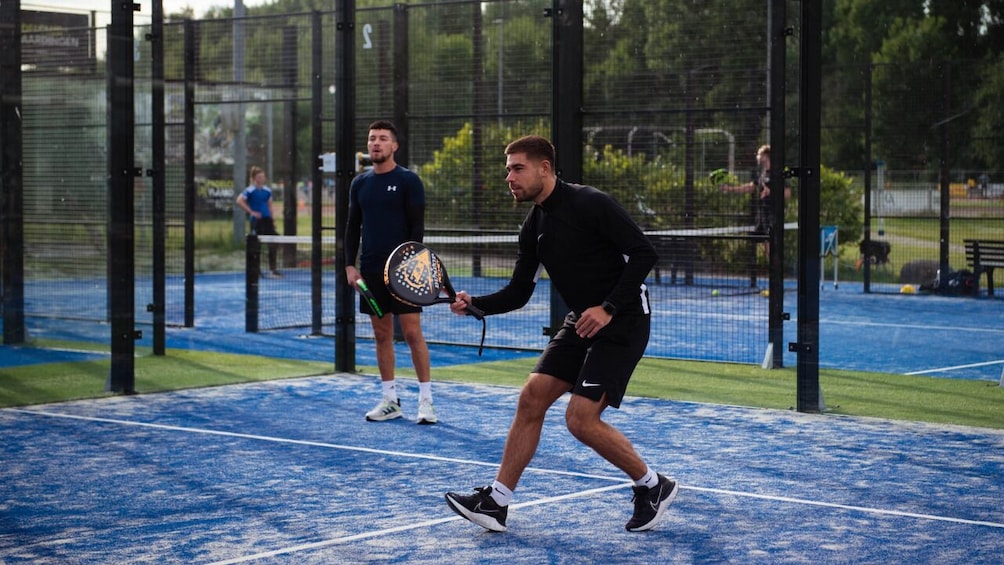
left=2, top=344, right=1000, bottom=430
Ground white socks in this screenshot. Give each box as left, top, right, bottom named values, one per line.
left=418, top=381, right=432, bottom=402
left=382, top=380, right=433, bottom=403
left=634, top=466, right=659, bottom=489
left=490, top=481, right=513, bottom=507
left=381, top=379, right=398, bottom=402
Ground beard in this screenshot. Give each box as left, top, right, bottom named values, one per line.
left=512, top=181, right=543, bottom=203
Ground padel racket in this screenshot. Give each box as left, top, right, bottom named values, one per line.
left=384, top=241, right=485, bottom=319
left=355, top=278, right=384, bottom=319
left=709, top=168, right=730, bottom=185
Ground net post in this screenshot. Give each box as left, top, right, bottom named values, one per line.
left=761, top=342, right=774, bottom=369
left=246, top=234, right=260, bottom=332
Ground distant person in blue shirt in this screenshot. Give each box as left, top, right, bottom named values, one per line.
left=344, top=120, right=436, bottom=425
left=236, top=166, right=282, bottom=277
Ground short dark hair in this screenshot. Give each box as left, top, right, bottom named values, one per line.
left=368, top=119, right=398, bottom=141
left=505, top=135, right=555, bottom=167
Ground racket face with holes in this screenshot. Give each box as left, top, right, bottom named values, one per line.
left=384, top=242, right=452, bottom=308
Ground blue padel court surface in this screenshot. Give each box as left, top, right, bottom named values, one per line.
left=5, top=271, right=1004, bottom=380
left=2, top=374, right=1002, bottom=564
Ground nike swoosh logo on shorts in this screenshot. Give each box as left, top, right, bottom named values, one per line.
left=581, top=382, right=602, bottom=388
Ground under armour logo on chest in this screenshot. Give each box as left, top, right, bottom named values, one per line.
left=386, top=185, right=398, bottom=192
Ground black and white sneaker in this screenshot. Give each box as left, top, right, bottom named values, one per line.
left=625, top=474, right=678, bottom=532
left=445, top=486, right=508, bottom=532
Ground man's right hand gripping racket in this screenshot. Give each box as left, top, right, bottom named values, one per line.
left=384, top=241, right=486, bottom=354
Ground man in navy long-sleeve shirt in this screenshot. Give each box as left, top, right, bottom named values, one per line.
left=344, top=120, right=436, bottom=425
left=445, top=135, right=678, bottom=533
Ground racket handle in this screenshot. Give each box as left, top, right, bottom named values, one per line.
left=356, top=279, right=384, bottom=319
left=465, top=303, right=485, bottom=320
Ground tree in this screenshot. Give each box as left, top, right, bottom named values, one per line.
left=970, top=52, right=1004, bottom=170
left=822, top=0, right=924, bottom=170
left=825, top=0, right=924, bottom=66
left=824, top=0, right=1004, bottom=172
left=872, top=16, right=961, bottom=170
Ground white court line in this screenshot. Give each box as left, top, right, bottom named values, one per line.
left=905, top=359, right=1004, bottom=375
left=682, top=485, right=1004, bottom=529
left=8, top=407, right=1004, bottom=564
left=5, top=408, right=625, bottom=483
left=206, top=484, right=629, bottom=565
left=822, top=319, right=1004, bottom=334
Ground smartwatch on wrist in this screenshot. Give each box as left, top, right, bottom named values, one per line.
left=601, top=301, right=617, bottom=316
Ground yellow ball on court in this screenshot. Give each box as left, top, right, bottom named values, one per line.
left=711, top=289, right=720, bottom=297
left=900, top=284, right=917, bottom=294
left=760, top=289, right=770, bottom=298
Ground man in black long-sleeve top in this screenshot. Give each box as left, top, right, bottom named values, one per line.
left=344, top=120, right=436, bottom=425
left=445, top=135, right=678, bottom=533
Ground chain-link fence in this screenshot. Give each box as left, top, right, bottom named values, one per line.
left=821, top=60, right=1004, bottom=294
left=6, top=1, right=1002, bottom=373
left=18, top=19, right=109, bottom=322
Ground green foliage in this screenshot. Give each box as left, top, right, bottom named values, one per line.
left=162, top=0, right=1004, bottom=174
left=584, top=145, right=656, bottom=225
left=971, top=53, right=1004, bottom=170
left=418, top=122, right=862, bottom=263
left=417, top=121, right=550, bottom=230
left=871, top=17, right=961, bottom=170
left=827, top=0, right=924, bottom=65
left=823, top=0, right=1004, bottom=171
left=819, top=165, right=864, bottom=250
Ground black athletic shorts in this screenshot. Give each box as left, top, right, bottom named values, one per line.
left=359, top=271, right=422, bottom=316
left=532, top=308, right=650, bottom=409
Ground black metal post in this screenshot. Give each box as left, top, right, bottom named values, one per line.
left=683, top=69, right=696, bottom=285
left=0, top=0, right=26, bottom=345
left=183, top=19, right=196, bottom=328
left=795, top=0, right=822, bottom=412
left=768, top=0, right=787, bottom=368
left=245, top=235, right=260, bottom=332
left=471, top=3, right=484, bottom=277
left=548, top=0, right=581, bottom=336
left=107, top=1, right=137, bottom=393
left=334, top=0, right=358, bottom=371
left=393, top=4, right=409, bottom=165
left=282, top=24, right=298, bottom=270
left=151, top=0, right=166, bottom=355
left=938, top=61, right=951, bottom=289
left=862, top=63, right=873, bottom=293
left=311, top=12, right=324, bottom=337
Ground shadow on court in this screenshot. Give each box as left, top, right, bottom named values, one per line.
left=2, top=374, right=1002, bottom=563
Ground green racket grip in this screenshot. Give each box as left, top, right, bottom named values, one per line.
left=356, top=279, right=384, bottom=318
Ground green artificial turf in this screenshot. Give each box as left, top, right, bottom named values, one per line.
left=0, top=347, right=331, bottom=407
left=2, top=343, right=1001, bottom=430
left=396, top=356, right=1004, bottom=430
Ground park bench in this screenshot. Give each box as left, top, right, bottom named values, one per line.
left=964, top=239, right=1004, bottom=296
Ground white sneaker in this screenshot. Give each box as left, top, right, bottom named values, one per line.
left=416, top=398, right=437, bottom=425
left=365, top=397, right=402, bottom=422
